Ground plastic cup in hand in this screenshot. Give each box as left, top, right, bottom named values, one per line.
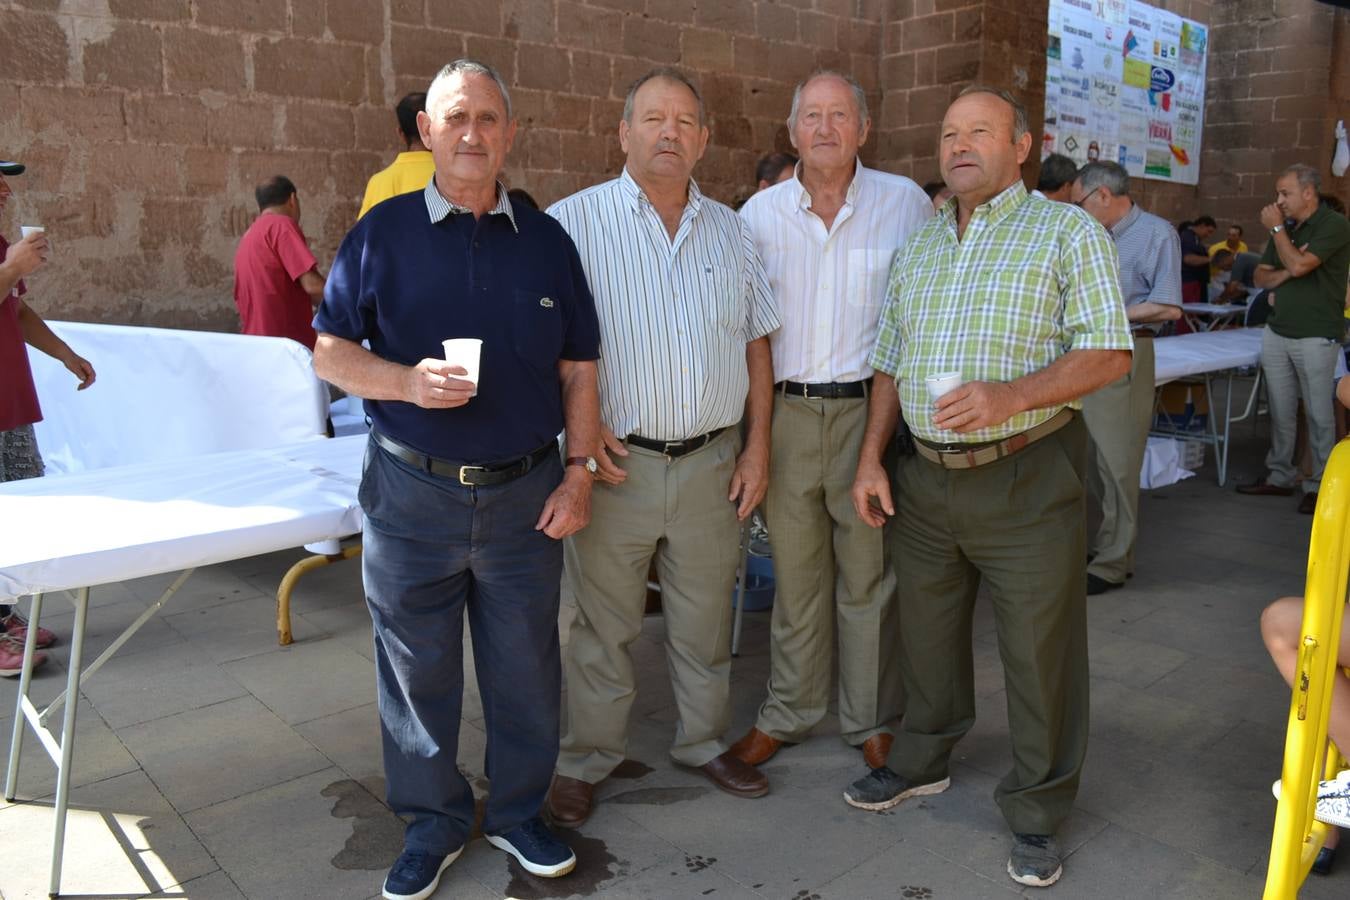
left=925, top=371, right=964, bottom=402
left=442, top=338, right=483, bottom=396
left=20, top=226, right=44, bottom=240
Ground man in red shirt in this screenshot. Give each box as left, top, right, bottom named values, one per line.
left=232, top=176, right=326, bottom=349
left=0, top=158, right=96, bottom=676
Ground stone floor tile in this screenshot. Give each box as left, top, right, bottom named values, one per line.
left=80, top=639, right=250, bottom=729
left=220, top=637, right=374, bottom=726
left=117, top=695, right=330, bottom=813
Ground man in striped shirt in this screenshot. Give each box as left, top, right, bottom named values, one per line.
left=1071, top=161, right=1181, bottom=596
left=729, top=71, right=931, bottom=787
left=544, top=67, right=781, bottom=827
left=850, top=86, right=1131, bottom=888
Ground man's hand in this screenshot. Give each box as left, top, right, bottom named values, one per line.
left=1260, top=203, right=1285, bottom=231
left=594, top=424, right=629, bottom=485
left=535, top=468, right=592, bottom=539
left=851, top=458, right=893, bottom=528
left=728, top=441, right=768, bottom=521
left=932, top=381, right=1022, bottom=433
left=5, top=233, right=49, bottom=278
left=62, top=352, right=95, bottom=390
left=403, top=359, right=475, bottom=409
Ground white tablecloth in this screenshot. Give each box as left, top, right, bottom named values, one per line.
left=0, top=435, right=365, bottom=599
left=1153, top=328, right=1263, bottom=384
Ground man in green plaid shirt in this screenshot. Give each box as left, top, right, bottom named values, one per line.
left=846, top=86, right=1132, bottom=890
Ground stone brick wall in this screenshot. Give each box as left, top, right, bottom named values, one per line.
left=0, top=0, right=1343, bottom=331
left=0, top=0, right=883, bottom=331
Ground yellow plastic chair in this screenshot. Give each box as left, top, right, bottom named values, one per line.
left=1264, top=441, right=1350, bottom=898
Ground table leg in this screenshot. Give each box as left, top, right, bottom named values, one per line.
left=48, top=586, right=89, bottom=898
left=4, top=592, right=43, bottom=802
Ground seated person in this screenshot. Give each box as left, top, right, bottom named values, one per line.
left=1208, top=249, right=1250, bottom=304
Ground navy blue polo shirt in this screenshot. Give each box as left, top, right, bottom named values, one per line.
left=315, top=182, right=600, bottom=464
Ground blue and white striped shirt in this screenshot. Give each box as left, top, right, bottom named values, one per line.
left=548, top=169, right=780, bottom=441
left=1110, top=202, right=1182, bottom=323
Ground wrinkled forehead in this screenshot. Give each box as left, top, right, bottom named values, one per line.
left=941, top=92, right=1014, bottom=134
left=427, top=72, right=507, bottom=118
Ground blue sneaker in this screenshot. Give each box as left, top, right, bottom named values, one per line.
left=486, top=817, right=577, bottom=877
left=382, top=846, right=462, bottom=900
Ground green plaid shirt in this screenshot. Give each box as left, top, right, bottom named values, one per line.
left=870, top=181, right=1130, bottom=444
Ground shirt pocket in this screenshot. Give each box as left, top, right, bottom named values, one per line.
left=847, top=248, right=893, bottom=309
left=512, top=288, right=563, bottom=365
left=705, top=264, right=744, bottom=338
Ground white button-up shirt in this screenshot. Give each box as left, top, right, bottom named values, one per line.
left=548, top=169, right=780, bottom=441
left=739, top=162, right=931, bottom=384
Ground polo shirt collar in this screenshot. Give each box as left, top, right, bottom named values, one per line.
left=423, top=178, right=518, bottom=233
left=1109, top=202, right=1141, bottom=241
left=619, top=167, right=704, bottom=217
left=792, top=159, right=863, bottom=214
left=1296, top=202, right=1328, bottom=233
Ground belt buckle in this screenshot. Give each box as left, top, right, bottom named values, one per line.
left=458, top=465, right=485, bottom=485
left=802, top=383, right=815, bottom=400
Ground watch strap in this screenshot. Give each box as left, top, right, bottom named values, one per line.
left=565, top=456, right=590, bottom=466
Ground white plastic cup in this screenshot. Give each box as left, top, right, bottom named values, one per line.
left=442, top=338, right=483, bottom=396
left=925, top=371, right=964, bottom=401
left=20, top=226, right=44, bottom=240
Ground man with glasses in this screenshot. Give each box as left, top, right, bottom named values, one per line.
left=1070, top=161, right=1181, bottom=595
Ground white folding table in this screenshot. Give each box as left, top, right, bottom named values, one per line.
left=2, top=435, right=365, bottom=897
left=1151, top=328, right=1264, bottom=486
left=1180, top=302, right=1247, bottom=333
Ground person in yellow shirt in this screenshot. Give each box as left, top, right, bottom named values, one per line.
left=357, top=92, right=437, bottom=219
left=1208, top=223, right=1248, bottom=279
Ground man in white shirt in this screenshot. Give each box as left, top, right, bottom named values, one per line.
left=544, top=67, right=782, bottom=828
left=730, top=71, right=931, bottom=787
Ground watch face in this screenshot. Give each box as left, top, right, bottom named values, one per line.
left=586, top=457, right=598, bottom=474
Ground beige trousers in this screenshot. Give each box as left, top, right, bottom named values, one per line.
left=755, top=391, right=904, bottom=744
left=557, top=429, right=742, bottom=783
left=1082, top=337, right=1154, bottom=583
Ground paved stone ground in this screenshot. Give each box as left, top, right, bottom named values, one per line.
left=2, top=418, right=1347, bottom=899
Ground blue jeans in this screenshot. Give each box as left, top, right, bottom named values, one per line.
left=359, top=437, right=564, bottom=854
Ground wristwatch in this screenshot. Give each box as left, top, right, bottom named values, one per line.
left=1270, top=224, right=1285, bottom=235
left=565, top=456, right=598, bottom=475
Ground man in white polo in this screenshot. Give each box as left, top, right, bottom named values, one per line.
left=730, top=71, right=930, bottom=787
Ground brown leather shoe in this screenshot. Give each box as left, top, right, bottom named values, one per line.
left=1236, top=478, right=1295, bottom=497
left=1299, top=491, right=1319, bottom=514
left=862, top=733, right=893, bottom=770
left=697, top=751, right=769, bottom=798
left=729, top=726, right=783, bottom=766
left=545, top=774, right=595, bottom=827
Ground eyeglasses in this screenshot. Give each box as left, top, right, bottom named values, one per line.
left=1073, top=187, right=1099, bottom=208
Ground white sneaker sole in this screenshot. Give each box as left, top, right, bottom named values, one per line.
left=382, top=847, right=462, bottom=900
left=843, top=775, right=950, bottom=811
left=486, top=834, right=577, bottom=877
left=1007, top=859, right=1062, bottom=888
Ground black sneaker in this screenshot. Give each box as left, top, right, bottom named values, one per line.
left=1007, top=833, right=1062, bottom=887
left=486, top=816, right=577, bottom=877
left=382, top=847, right=461, bottom=900
left=842, top=766, right=950, bottom=811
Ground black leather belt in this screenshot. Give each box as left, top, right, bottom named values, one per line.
left=779, top=379, right=871, bottom=399
left=372, top=431, right=556, bottom=486
left=626, top=427, right=727, bottom=458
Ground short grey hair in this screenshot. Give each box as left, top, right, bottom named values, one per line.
left=1283, top=163, right=1322, bottom=192
left=622, top=67, right=706, bottom=127
left=787, top=71, right=870, bottom=129
left=427, top=58, right=513, bottom=120
left=1076, top=161, right=1131, bottom=198
left=956, top=83, right=1029, bottom=141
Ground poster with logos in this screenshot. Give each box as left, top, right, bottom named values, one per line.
left=1043, top=0, right=1207, bottom=185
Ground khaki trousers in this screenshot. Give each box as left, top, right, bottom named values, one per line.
left=891, top=414, right=1089, bottom=835
left=1082, top=336, right=1154, bottom=583
left=557, top=429, right=742, bottom=783
left=755, top=391, right=904, bottom=744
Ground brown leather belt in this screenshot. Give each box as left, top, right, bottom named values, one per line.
left=626, top=427, right=727, bottom=458
left=913, top=408, right=1073, bottom=470
left=778, top=378, right=871, bottom=399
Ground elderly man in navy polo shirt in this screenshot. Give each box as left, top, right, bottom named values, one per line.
left=314, top=59, right=602, bottom=900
